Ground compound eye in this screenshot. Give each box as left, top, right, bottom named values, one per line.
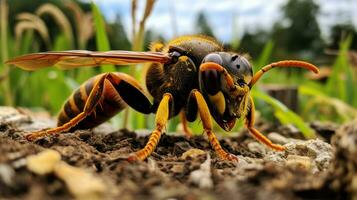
left=230, top=55, right=253, bottom=77
left=203, top=53, right=223, bottom=65
left=202, top=69, right=221, bottom=95
left=239, top=56, right=251, bottom=69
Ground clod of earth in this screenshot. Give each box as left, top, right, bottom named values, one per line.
left=0, top=106, right=355, bottom=199
left=328, top=119, right=357, bottom=200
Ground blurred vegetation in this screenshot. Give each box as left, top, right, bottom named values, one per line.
left=195, top=12, right=215, bottom=38
left=0, top=0, right=356, bottom=138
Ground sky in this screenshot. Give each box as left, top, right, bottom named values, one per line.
left=90, top=0, right=357, bottom=43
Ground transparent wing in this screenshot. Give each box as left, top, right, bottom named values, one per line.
left=6, top=50, right=171, bottom=71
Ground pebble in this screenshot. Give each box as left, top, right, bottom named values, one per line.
left=54, top=162, right=106, bottom=200
left=0, top=164, right=14, bottom=186
left=285, top=139, right=333, bottom=171
left=189, top=154, right=213, bottom=189
left=181, top=148, right=206, bottom=160
left=0, top=106, right=30, bottom=124
left=26, top=149, right=107, bottom=200
left=286, top=155, right=312, bottom=171
left=171, top=164, right=185, bottom=174
left=27, top=149, right=61, bottom=175
left=247, top=142, right=266, bottom=155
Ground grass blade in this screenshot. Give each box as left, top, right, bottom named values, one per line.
left=326, top=35, right=356, bottom=106
left=300, top=85, right=357, bottom=122
left=252, top=88, right=316, bottom=139
left=254, top=40, right=274, bottom=72
left=91, top=2, right=115, bottom=72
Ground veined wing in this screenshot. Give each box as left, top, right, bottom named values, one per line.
left=6, top=50, right=171, bottom=70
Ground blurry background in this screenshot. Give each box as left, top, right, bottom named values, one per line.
left=0, top=0, right=356, bottom=138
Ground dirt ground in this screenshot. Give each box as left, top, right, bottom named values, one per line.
left=0, top=106, right=356, bottom=200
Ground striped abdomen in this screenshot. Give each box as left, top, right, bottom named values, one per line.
left=57, top=74, right=127, bottom=130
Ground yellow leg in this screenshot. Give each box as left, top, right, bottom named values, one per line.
left=191, top=90, right=238, bottom=161
left=245, top=96, right=285, bottom=151
left=25, top=74, right=108, bottom=141
left=179, top=111, right=193, bottom=138
left=127, top=93, right=172, bottom=161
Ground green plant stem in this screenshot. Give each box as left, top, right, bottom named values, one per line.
left=124, top=0, right=155, bottom=129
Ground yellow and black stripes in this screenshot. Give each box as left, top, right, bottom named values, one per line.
left=58, top=76, right=94, bottom=125
left=25, top=72, right=153, bottom=141
left=58, top=73, right=151, bottom=129
left=57, top=75, right=121, bottom=129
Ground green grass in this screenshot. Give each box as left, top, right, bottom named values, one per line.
left=252, top=88, right=316, bottom=138
left=326, top=35, right=357, bottom=107
left=91, top=2, right=115, bottom=73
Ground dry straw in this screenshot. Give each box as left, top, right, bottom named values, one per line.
left=15, top=13, right=51, bottom=48
left=0, top=0, right=13, bottom=105
left=36, top=3, right=74, bottom=48
left=65, top=1, right=94, bottom=49
left=124, top=0, right=157, bottom=128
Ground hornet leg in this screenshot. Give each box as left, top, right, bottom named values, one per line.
left=179, top=111, right=193, bottom=138
left=127, top=93, right=172, bottom=161
left=188, top=89, right=238, bottom=161
left=25, top=74, right=109, bottom=141
left=26, top=72, right=153, bottom=141
left=245, top=96, right=285, bottom=151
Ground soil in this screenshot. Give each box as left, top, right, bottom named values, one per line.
left=0, top=106, right=355, bottom=200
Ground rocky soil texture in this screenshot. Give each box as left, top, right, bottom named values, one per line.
left=0, top=106, right=356, bottom=200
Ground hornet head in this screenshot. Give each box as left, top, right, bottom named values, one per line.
left=199, top=52, right=253, bottom=131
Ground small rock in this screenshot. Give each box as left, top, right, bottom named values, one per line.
left=284, top=139, right=333, bottom=171
left=264, top=152, right=285, bottom=163
left=171, top=164, right=185, bottom=174
left=0, top=106, right=31, bottom=125
left=0, top=164, right=14, bottom=186
left=54, top=161, right=106, bottom=200
left=247, top=142, right=266, bottom=155
left=181, top=148, right=206, bottom=160
left=189, top=154, right=213, bottom=189
left=27, top=149, right=61, bottom=175
left=329, top=119, right=357, bottom=199
left=147, top=158, right=159, bottom=172
left=244, top=162, right=265, bottom=171
left=286, top=155, right=312, bottom=171
left=12, top=158, right=27, bottom=169
left=235, top=156, right=249, bottom=169
left=268, top=132, right=289, bottom=144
